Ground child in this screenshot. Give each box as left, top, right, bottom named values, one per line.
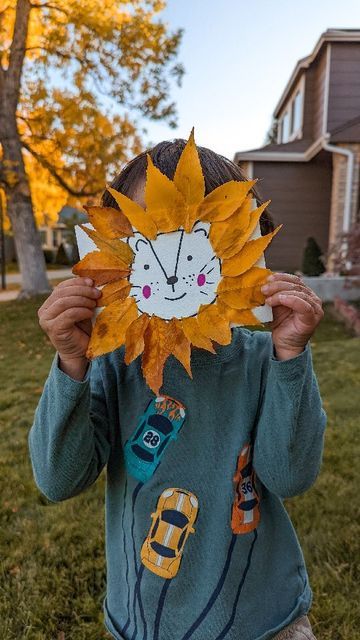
left=28, top=139, right=326, bottom=640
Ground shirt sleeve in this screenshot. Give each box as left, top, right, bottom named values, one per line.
left=28, top=352, right=111, bottom=502
left=253, top=340, right=327, bottom=499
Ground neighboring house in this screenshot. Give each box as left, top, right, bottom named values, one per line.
left=234, top=29, right=360, bottom=272
left=39, top=205, right=87, bottom=251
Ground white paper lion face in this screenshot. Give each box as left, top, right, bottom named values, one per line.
left=128, top=222, right=221, bottom=320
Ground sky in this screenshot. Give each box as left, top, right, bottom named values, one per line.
left=141, top=0, right=360, bottom=160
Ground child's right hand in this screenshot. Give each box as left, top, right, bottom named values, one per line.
left=37, top=277, right=102, bottom=379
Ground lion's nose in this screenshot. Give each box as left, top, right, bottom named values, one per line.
left=167, top=275, right=178, bottom=285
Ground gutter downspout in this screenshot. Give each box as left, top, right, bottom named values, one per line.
left=322, top=135, right=354, bottom=234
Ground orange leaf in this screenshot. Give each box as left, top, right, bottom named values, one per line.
left=107, top=186, right=158, bottom=239
left=124, top=313, right=150, bottom=365
left=79, top=225, right=134, bottom=264
left=217, top=267, right=272, bottom=293
left=215, top=200, right=271, bottom=260
left=86, top=297, right=138, bottom=359
left=173, top=128, right=205, bottom=207
left=209, top=196, right=252, bottom=252
left=72, top=251, right=130, bottom=286
left=97, top=280, right=132, bottom=306
left=145, top=155, right=185, bottom=232
left=83, top=205, right=134, bottom=238
left=142, top=317, right=172, bottom=394
left=197, top=303, right=232, bottom=344
left=198, top=180, right=256, bottom=223
left=217, top=286, right=265, bottom=310
left=181, top=316, right=215, bottom=353
left=167, top=319, right=192, bottom=377
left=217, top=300, right=261, bottom=326
left=222, top=225, right=282, bottom=277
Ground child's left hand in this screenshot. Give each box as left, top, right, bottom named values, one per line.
left=261, top=272, right=324, bottom=360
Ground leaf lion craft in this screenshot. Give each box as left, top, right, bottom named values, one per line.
left=73, top=129, right=282, bottom=394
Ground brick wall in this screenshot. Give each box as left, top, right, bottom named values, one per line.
left=327, top=143, right=360, bottom=269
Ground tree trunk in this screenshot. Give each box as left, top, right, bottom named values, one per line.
left=0, top=0, right=51, bottom=298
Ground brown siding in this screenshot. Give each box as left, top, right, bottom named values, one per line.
left=328, top=43, right=360, bottom=131
left=251, top=151, right=332, bottom=272
left=302, top=47, right=328, bottom=140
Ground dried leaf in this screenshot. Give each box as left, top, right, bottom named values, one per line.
left=167, top=319, right=192, bottom=377
left=107, top=186, right=158, bottom=239
left=142, top=316, right=172, bottom=394
left=72, top=251, right=130, bottom=286
left=217, top=267, right=272, bottom=293
left=145, top=155, right=185, bottom=232
left=97, top=279, right=132, bottom=306
left=181, top=316, right=216, bottom=353
left=209, top=196, right=252, bottom=252
left=173, top=128, right=205, bottom=207
left=217, top=286, right=265, bottom=309
left=197, top=303, right=232, bottom=344
left=222, top=225, right=282, bottom=277
left=198, top=180, right=256, bottom=222
left=217, top=300, right=261, bottom=326
left=124, top=313, right=150, bottom=365
left=86, top=297, right=138, bottom=359
left=83, top=205, right=134, bottom=238
left=79, top=225, right=134, bottom=264
left=216, top=200, right=271, bottom=260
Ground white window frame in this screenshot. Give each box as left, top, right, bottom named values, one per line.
left=277, top=75, right=305, bottom=143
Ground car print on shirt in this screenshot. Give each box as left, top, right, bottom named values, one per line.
left=141, top=488, right=199, bottom=579
left=231, top=443, right=260, bottom=534
left=124, top=396, right=186, bottom=483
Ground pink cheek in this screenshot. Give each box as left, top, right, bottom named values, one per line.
left=197, top=273, right=206, bottom=287
left=142, top=285, right=152, bottom=299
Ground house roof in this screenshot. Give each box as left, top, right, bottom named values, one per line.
left=274, top=29, right=360, bottom=118
left=233, top=139, right=323, bottom=163
left=330, top=115, right=360, bottom=143
left=57, top=205, right=87, bottom=224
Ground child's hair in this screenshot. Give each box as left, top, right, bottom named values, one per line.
left=101, top=138, right=274, bottom=235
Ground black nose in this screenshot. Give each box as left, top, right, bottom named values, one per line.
left=167, top=275, right=178, bottom=285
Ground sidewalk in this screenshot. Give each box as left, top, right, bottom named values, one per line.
left=0, top=268, right=72, bottom=302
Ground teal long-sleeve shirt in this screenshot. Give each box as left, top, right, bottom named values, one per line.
left=28, top=328, right=326, bottom=640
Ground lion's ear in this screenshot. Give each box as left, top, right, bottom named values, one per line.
left=128, top=233, right=148, bottom=252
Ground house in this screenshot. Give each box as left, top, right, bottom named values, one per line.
left=234, top=29, right=360, bottom=272
left=39, top=205, right=87, bottom=252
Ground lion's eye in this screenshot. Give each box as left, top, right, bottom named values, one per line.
left=144, top=264, right=150, bottom=270
left=187, top=255, right=193, bottom=261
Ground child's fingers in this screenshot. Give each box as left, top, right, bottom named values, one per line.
left=39, top=281, right=100, bottom=313
left=261, top=279, right=307, bottom=296
left=50, top=307, right=95, bottom=331
left=267, top=272, right=303, bottom=285
left=265, top=290, right=320, bottom=317
left=44, top=295, right=97, bottom=321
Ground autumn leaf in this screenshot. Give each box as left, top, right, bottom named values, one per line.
left=87, top=297, right=138, bottom=359
left=142, top=316, right=172, bottom=394
left=124, top=313, right=151, bottom=365
left=107, top=186, right=158, bottom=239
left=72, top=251, right=130, bottom=286
left=217, top=267, right=272, bottom=292
left=197, top=303, right=232, bottom=344
left=198, top=180, right=256, bottom=222
left=181, top=316, right=215, bottom=353
left=217, top=300, right=261, bottom=326
left=83, top=206, right=134, bottom=239
left=79, top=225, right=134, bottom=264
left=222, top=225, right=282, bottom=277
left=145, top=155, right=186, bottom=232
left=97, top=280, right=132, bottom=306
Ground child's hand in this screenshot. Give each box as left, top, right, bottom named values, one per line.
left=260, top=273, right=324, bottom=360
left=37, top=277, right=102, bottom=379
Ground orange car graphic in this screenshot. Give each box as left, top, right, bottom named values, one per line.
left=141, top=488, right=199, bottom=579
left=231, top=444, right=260, bottom=534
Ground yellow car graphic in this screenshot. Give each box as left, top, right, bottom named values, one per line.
left=141, top=488, right=199, bottom=579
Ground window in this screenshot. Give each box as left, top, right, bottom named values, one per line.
left=281, top=111, right=290, bottom=143
left=292, top=90, right=303, bottom=134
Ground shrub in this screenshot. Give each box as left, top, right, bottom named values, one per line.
left=302, top=237, right=326, bottom=276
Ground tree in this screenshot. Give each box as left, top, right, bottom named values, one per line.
left=0, top=0, right=183, bottom=297
left=301, top=237, right=326, bottom=276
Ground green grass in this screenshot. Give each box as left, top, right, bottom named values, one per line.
left=0, top=299, right=359, bottom=639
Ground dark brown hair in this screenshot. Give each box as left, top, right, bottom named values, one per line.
left=101, top=138, right=274, bottom=235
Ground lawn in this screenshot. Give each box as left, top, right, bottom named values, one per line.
left=0, top=298, right=359, bottom=639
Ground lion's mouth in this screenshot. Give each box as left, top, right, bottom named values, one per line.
left=164, top=292, right=187, bottom=301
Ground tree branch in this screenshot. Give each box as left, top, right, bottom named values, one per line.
left=21, top=139, right=101, bottom=197
left=30, top=2, right=69, bottom=16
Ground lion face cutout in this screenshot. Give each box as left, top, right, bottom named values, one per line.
left=73, top=129, right=281, bottom=394
left=128, top=223, right=221, bottom=320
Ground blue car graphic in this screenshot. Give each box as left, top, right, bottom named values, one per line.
left=124, top=396, right=186, bottom=483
